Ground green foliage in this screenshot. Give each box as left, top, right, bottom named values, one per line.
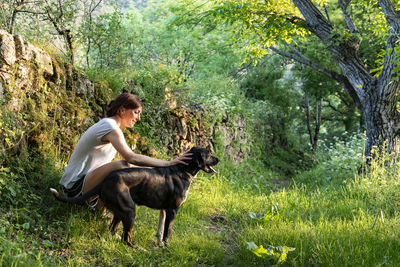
left=86, top=68, right=125, bottom=94
left=295, top=133, right=365, bottom=188
left=246, top=241, right=295, bottom=265
left=351, top=0, right=387, bottom=72
left=189, top=73, right=245, bottom=113
left=207, top=0, right=308, bottom=56
left=202, top=0, right=391, bottom=73
left=125, top=65, right=185, bottom=144
left=0, top=107, right=26, bottom=166
left=239, top=56, right=314, bottom=174
left=0, top=154, right=66, bottom=267
left=79, top=9, right=132, bottom=69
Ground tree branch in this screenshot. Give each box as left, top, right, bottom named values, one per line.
left=271, top=45, right=336, bottom=79
left=292, top=0, right=372, bottom=103
left=255, top=11, right=308, bottom=28
left=270, top=45, right=361, bottom=108
left=88, top=0, right=103, bottom=14
left=291, top=0, right=333, bottom=40
left=314, top=98, right=322, bottom=151
left=378, top=0, right=400, bottom=31
left=377, top=0, right=400, bottom=97
left=304, top=94, right=314, bottom=148
left=323, top=4, right=331, bottom=23
left=338, top=0, right=358, bottom=34
left=16, top=10, right=46, bottom=15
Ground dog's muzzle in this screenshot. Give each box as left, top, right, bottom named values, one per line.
left=204, top=157, right=219, bottom=174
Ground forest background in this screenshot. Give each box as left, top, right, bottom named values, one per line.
left=1, top=0, right=400, bottom=266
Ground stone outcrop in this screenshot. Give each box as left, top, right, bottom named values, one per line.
left=163, top=96, right=248, bottom=162
left=0, top=29, right=248, bottom=164
left=0, top=29, right=99, bottom=161
left=0, top=29, right=93, bottom=104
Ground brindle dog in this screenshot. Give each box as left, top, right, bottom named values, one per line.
left=50, top=147, right=219, bottom=246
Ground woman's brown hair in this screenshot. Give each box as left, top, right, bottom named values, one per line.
left=106, top=93, right=143, bottom=117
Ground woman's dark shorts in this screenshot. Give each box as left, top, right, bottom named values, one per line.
left=63, top=175, right=98, bottom=209
left=63, top=175, right=86, bottom=198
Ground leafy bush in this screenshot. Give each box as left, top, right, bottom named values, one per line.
left=294, top=133, right=365, bottom=188
left=86, top=68, right=125, bottom=94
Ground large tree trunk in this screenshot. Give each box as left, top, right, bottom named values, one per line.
left=363, top=82, right=400, bottom=158
left=292, top=0, right=400, bottom=159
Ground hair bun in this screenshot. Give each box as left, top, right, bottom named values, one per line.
left=106, top=100, right=115, bottom=117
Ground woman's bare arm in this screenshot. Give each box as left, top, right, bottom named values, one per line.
left=103, top=130, right=191, bottom=167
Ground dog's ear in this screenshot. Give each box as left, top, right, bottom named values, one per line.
left=193, top=150, right=206, bottom=169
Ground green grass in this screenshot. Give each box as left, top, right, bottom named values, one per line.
left=2, top=139, right=400, bottom=266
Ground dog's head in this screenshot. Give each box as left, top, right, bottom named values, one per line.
left=187, top=147, right=220, bottom=174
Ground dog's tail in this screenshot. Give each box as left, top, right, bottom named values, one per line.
left=49, top=182, right=103, bottom=204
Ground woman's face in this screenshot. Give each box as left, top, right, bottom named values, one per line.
left=120, top=106, right=142, bottom=129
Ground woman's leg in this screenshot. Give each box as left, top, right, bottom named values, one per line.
left=83, top=160, right=130, bottom=193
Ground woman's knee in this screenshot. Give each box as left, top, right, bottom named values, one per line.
left=114, top=160, right=131, bottom=169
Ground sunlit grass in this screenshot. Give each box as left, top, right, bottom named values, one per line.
left=2, top=134, right=400, bottom=266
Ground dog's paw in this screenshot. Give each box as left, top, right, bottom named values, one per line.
left=156, top=240, right=165, bottom=247
left=134, top=245, right=148, bottom=252
left=49, top=188, right=59, bottom=197
left=126, top=240, right=135, bottom=247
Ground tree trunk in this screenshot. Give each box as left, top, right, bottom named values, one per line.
left=305, top=94, right=322, bottom=152
left=9, top=10, right=17, bottom=35
left=314, top=98, right=322, bottom=152
left=362, top=82, right=400, bottom=159
left=64, top=31, right=74, bottom=65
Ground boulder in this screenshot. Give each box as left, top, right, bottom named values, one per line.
left=31, top=46, right=53, bottom=76
left=0, top=29, right=16, bottom=67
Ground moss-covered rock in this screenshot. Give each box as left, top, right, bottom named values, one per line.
left=0, top=32, right=248, bottom=170
left=0, top=33, right=102, bottom=167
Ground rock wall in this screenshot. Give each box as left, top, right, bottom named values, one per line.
left=0, top=29, right=103, bottom=163
left=162, top=96, right=248, bottom=162
left=0, top=30, right=94, bottom=100
left=0, top=29, right=248, bottom=165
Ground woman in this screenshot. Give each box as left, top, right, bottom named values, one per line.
left=59, top=93, right=191, bottom=207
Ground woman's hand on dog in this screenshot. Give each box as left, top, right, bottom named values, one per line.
left=170, top=151, right=192, bottom=166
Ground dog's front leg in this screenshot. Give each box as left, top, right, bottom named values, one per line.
left=163, top=208, right=178, bottom=243
left=156, top=210, right=166, bottom=246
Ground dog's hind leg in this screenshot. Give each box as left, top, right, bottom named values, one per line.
left=117, top=190, right=137, bottom=247
left=163, top=208, right=178, bottom=243
left=155, top=210, right=166, bottom=246
left=119, top=206, right=136, bottom=246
